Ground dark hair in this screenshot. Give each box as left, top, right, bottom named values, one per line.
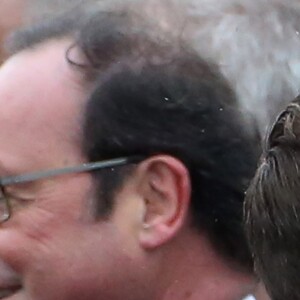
left=9, top=8, right=260, bottom=272
left=245, top=96, right=300, bottom=300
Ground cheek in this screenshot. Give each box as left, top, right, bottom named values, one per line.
left=25, top=225, right=140, bottom=300
left=0, top=176, right=153, bottom=300
left=0, top=220, right=153, bottom=300
left=11, top=177, right=94, bottom=240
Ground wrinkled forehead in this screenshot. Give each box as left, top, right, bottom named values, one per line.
left=0, top=39, right=88, bottom=169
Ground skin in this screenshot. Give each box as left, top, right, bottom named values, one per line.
left=0, top=38, right=255, bottom=300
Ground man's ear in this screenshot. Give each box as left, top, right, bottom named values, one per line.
left=136, top=155, right=191, bottom=249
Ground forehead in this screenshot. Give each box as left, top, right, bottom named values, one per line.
left=0, top=39, right=87, bottom=171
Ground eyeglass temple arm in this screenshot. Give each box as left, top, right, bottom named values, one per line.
left=0, top=156, right=142, bottom=186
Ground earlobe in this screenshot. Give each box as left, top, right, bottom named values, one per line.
left=137, top=155, right=191, bottom=250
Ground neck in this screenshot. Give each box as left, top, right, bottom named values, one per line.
left=157, top=229, right=255, bottom=300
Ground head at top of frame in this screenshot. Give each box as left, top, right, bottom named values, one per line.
left=0, top=4, right=260, bottom=300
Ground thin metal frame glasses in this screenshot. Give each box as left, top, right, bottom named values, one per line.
left=0, top=156, right=142, bottom=223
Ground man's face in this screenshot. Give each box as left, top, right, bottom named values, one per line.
left=0, top=40, right=150, bottom=300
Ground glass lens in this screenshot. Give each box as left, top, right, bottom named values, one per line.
left=0, top=187, right=10, bottom=222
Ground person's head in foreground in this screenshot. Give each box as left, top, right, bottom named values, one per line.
left=244, top=95, right=300, bottom=300
left=0, top=8, right=260, bottom=300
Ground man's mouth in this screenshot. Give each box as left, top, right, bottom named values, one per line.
left=0, top=286, right=22, bottom=299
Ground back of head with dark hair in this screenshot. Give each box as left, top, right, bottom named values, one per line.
left=9, top=8, right=260, bottom=272
left=245, top=96, right=300, bottom=300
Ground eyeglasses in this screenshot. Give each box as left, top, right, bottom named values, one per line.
left=0, top=156, right=142, bottom=223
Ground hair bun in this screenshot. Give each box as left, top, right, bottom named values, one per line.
left=268, top=95, right=300, bottom=148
